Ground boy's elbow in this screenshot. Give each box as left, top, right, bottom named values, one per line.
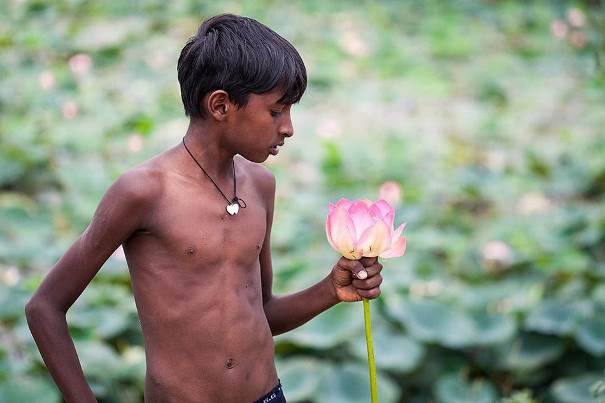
left=25, top=297, right=59, bottom=319
left=25, top=298, right=43, bottom=318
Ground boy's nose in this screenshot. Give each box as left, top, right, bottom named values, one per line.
left=280, top=121, right=294, bottom=138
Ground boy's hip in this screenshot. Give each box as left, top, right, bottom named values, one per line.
left=253, top=378, right=286, bottom=403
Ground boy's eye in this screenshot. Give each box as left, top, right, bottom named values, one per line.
left=270, top=110, right=282, bottom=118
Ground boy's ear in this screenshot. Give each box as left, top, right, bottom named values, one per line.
left=206, top=90, right=231, bottom=121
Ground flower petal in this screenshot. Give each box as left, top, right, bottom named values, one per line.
left=356, top=219, right=392, bottom=257
left=325, top=213, right=337, bottom=251
left=348, top=200, right=375, bottom=238
left=335, top=198, right=353, bottom=210
left=372, top=199, right=395, bottom=228
left=326, top=205, right=357, bottom=256
left=392, top=223, right=406, bottom=238
left=359, top=199, right=373, bottom=207
left=380, top=236, right=406, bottom=258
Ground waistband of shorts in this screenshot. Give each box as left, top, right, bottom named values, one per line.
left=253, top=378, right=283, bottom=403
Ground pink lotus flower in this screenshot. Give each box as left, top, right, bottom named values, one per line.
left=325, top=198, right=406, bottom=260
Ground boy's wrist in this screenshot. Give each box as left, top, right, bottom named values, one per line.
left=322, top=274, right=341, bottom=305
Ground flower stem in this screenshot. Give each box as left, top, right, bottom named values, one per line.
left=362, top=297, right=378, bottom=403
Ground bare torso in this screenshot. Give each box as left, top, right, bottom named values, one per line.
left=123, top=150, right=277, bottom=402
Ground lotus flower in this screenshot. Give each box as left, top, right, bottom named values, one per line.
left=326, top=198, right=406, bottom=260
left=325, top=197, right=407, bottom=403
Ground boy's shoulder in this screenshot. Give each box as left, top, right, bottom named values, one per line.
left=107, top=156, right=165, bottom=208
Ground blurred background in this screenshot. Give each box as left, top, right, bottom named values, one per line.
left=1, top=0, right=605, bottom=402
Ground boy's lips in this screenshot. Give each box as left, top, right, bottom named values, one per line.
left=269, top=141, right=284, bottom=155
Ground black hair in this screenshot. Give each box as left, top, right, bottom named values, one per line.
left=177, top=13, right=307, bottom=119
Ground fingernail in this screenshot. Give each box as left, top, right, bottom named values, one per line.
left=358, top=270, right=367, bottom=279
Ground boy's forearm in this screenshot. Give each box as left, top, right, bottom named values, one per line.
left=263, top=275, right=340, bottom=336
left=25, top=304, right=98, bottom=403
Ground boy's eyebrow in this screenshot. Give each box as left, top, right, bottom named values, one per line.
left=271, top=92, right=287, bottom=105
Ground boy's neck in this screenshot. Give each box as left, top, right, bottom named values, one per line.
left=182, top=119, right=236, bottom=181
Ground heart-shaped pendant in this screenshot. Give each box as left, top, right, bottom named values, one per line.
left=226, top=202, right=239, bottom=215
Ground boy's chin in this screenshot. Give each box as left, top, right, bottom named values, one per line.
left=238, top=152, right=269, bottom=164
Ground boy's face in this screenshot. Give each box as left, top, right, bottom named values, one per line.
left=225, top=88, right=294, bottom=163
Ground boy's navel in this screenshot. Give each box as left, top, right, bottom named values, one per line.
left=184, top=246, right=196, bottom=256
left=225, top=358, right=236, bottom=369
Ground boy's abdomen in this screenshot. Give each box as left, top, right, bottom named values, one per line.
left=131, top=258, right=278, bottom=402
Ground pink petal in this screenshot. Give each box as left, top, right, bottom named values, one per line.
left=328, top=202, right=336, bottom=214
left=325, top=213, right=338, bottom=251
left=348, top=200, right=375, bottom=238
left=392, top=223, right=406, bottom=238
left=335, top=198, right=353, bottom=210
left=326, top=205, right=357, bottom=257
left=359, top=199, right=373, bottom=207
left=372, top=199, right=395, bottom=228
left=373, top=199, right=393, bottom=217
left=380, top=236, right=406, bottom=258
left=356, top=220, right=392, bottom=257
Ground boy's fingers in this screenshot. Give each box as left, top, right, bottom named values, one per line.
left=353, top=262, right=383, bottom=279
left=359, top=256, right=378, bottom=267
left=353, top=274, right=382, bottom=290
left=337, top=257, right=369, bottom=279
left=357, top=287, right=381, bottom=299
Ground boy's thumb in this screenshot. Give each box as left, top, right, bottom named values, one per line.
left=352, top=261, right=368, bottom=279
left=337, top=256, right=368, bottom=279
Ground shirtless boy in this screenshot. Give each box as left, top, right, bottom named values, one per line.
left=25, top=13, right=384, bottom=403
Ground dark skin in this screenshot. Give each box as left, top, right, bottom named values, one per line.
left=25, top=87, right=384, bottom=403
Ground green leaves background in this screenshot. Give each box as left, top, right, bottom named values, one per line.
left=2, top=0, right=605, bottom=402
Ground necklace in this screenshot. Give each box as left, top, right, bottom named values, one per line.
left=182, top=137, right=247, bottom=216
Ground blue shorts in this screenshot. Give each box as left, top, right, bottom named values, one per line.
left=253, top=378, right=286, bottom=403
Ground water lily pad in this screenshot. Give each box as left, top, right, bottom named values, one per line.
left=499, top=333, right=565, bottom=371
left=275, top=303, right=362, bottom=349
left=550, top=373, right=602, bottom=403
left=275, top=357, right=322, bottom=401
left=315, top=362, right=399, bottom=403
left=0, top=285, right=30, bottom=321
left=472, top=311, right=516, bottom=345
left=434, top=373, right=498, bottom=403
left=394, top=299, right=476, bottom=347
left=0, top=376, right=59, bottom=403
left=349, top=326, right=424, bottom=373
left=525, top=299, right=579, bottom=336
left=74, top=339, right=124, bottom=380
left=69, top=307, right=131, bottom=338
left=575, top=317, right=605, bottom=356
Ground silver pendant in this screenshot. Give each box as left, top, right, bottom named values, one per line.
left=226, top=202, right=240, bottom=215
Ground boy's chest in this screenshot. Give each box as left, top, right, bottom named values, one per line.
left=151, top=178, right=268, bottom=268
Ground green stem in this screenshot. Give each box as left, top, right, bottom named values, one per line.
left=362, top=297, right=378, bottom=403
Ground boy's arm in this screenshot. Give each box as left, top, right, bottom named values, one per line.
left=24, top=169, right=157, bottom=403
left=258, top=170, right=383, bottom=336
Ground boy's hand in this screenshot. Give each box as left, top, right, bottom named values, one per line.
left=328, top=256, right=383, bottom=303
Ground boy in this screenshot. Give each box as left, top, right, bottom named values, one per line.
left=25, top=13, right=383, bottom=403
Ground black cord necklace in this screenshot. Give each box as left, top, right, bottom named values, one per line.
left=182, top=137, right=247, bottom=215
